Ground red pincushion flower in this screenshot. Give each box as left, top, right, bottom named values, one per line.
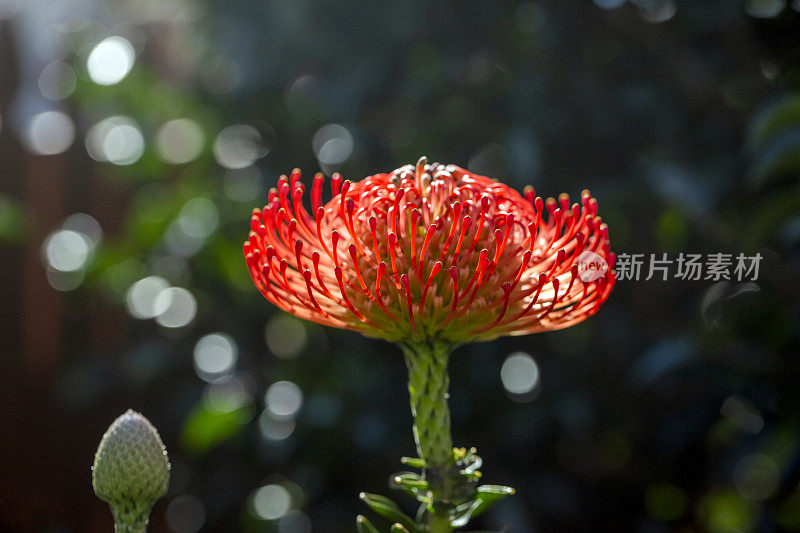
left=244, top=157, right=615, bottom=343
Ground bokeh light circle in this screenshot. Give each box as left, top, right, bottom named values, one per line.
left=42, top=229, right=90, bottom=272
left=266, top=381, right=303, bottom=418
left=312, top=123, right=353, bottom=165
left=193, top=333, right=237, bottom=380
left=86, top=116, right=144, bottom=165
left=24, top=111, right=75, bottom=155
left=251, top=484, right=292, bottom=520
left=213, top=124, right=268, bottom=169
left=38, top=62, right=77, bottom=101
left=125, top=276, right=170, bottom=319
left=87, top=36, right=135, bottom=85
left=154, top=287, right=197, bottom=328
left=156, top=119, right=204, bottom=164
left=500, top=352, right=540, bottom=395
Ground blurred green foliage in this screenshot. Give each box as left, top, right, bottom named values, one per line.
left=0, top=194, right=28, bottom=242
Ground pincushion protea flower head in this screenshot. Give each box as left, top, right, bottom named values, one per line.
left=244, top=157, right=615, bottom=344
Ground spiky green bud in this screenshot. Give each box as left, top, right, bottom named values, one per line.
left=92, top=410, right=170, bottom=533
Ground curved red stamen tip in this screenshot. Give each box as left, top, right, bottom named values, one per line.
left=452, top=214, right=472, bottom=262
left=473, top=282, right=513, bottom=334
left=467, top=197, right=490, bottom=255
left=419, top=261, right=443, bottom=314
left=438, top=202, right=461, bottom=261
left=375, top=261, right=386, bottom=295
left=348, top=243, right=367, bottom=290
left=400, top=274, right=416, bottom=332
left=303, top=269, right=325, bottom=314
left=334, top=266, right=366, bottom=321
left=312, top=252, right=334, bottom=299
left=374, top=262, right=396, bottom=320
left=564, top=264, right=579, bottom=296
left=476, top=248, right=490, bottom=281
left=492, top=228, right=504, bottom=263
left=539, top=277, right=560, bottom=319
left=311, top=173, right=324, bottom=212
left=294, top=239, right=304, bottom=271
left=330, top=230, right=341, bottom=266
left=440, top=265, right=460, bottom=326
left=290, top=168, right=301, bottom=188
left=418, top=224, right=437, bottom=278
left=524, top=185, right=536, bottom=205
left=559, top=193, right=570, bottom=212
left=331, top=173, right=342, bottom=196
left=511, top=249, right=533, bottom=289
left=410, top=209, right=421, bottom=268
left=511, top=272, right=548, bottom=322
left=279, top=258, right=303, bottom=304
left=369, top=216, right=382, bottom=263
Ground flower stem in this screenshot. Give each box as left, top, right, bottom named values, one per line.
left=111, top=506, right=150, bottom=533
left=401, top=340, right=455, bottom=533
left=428, top=513, right=454, bottom=533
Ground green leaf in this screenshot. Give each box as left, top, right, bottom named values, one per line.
left=450, top=485, right=516, bottom=528
left=400, top=456, right=426, bottom=468
left=477, top=485, right=515, bottom=494
left=391, top=524, right=412, bottom=533
left=389, top=472, right=428, bottom=503
left=392, top=473, right=429, bottom=490
left=451, top=501, right=478, bottom=528
left=390, top=473, right=430, bottom=503
left=470, top=486, right=515, bottom=519
left=359, top=493, right=421, bottom=533
left=356, top=515, right=380, bottom=533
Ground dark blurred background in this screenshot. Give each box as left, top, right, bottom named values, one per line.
left=1, top=0, right=800, bottom=531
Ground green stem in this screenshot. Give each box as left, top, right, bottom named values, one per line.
left=427, top=513, right=454, bottom=533
left=111, top=505, right=151, bottom=533
left=401, top=340, right=455, bottom=533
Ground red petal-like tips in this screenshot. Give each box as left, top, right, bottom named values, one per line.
left=244, top=157, right=615, bottom=343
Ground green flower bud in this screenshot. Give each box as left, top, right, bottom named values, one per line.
left=92, top=410, right=170, bottom=533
